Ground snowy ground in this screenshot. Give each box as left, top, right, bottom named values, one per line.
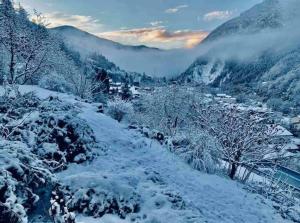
left=2, top=86, right=288, bottom=223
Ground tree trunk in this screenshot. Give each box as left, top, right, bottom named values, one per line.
left=9, top=50, right=15, bottom=84
left=229, top=151, right=242, bottom=180
left=229, top=163, right=237, bottom=179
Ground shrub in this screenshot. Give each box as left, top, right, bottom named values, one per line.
left=0, top=140, right=54, bottom=223
left=1, top=94, right=97, bottom=171
left=38, top=74, right=73, bottom=93
left=168, top=132, right=221, bottom=174
left=107, top=99, right=134, bottom=122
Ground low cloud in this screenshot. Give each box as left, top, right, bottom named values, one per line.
left=98, top=27, right=208, bottom=49
left=44, top=12, right=103, bottom=33
left=150, top=21, right=164, bottom=27
left=165, top=5, right=188, bottom=14
left=203, top=10, right=233, bottom=21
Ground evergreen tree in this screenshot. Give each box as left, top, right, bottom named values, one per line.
left=121, top=74, right=132, bottom=100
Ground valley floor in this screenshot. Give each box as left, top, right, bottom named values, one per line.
left=10, top=86, right=289, bottom=223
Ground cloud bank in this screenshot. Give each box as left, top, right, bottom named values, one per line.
left=98, top=28, right=208, bottom=49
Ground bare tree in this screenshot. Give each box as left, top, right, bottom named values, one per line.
left=192, top=103, right=290, bottom=179
left=0, top=1, right=53, bottom=86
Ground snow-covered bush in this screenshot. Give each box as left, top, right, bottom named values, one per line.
left=136, top=85, right=197, bottom=136
left=0, top=92, right=100, bottom=221
left=0, top=140, right=54, bottom=223
left=68, top=188, right=140, bottom=219
left=54, top=180, right=141, bottom=220
left=247, top=177, right=300, bottom=222
left=49, top=186, right=75, bottom=223
left=135, top=86, right=223, bottom=174
left=0, top=92, right=40, bottom=139
left=169, top=132, right=221, bottom=174
left=107, top=99, right=134, bottom=122
left=12, top=98, right=97, bottom=170
left=166, top=129, right=222, bottom=173
left=0, top=91, right=39, bottom=119
left=1, top=93, right=97, bottom=171
left=38, top=74, right=74, bottom=93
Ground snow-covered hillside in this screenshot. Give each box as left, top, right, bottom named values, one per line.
left=1, top=86, right=289, bottom=223
left=202, top=0, right=282, bottom=43
left=179, top=0, right=300, bottom=114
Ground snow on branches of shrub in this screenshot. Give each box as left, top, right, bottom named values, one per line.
left=0, top=93, right=97, bottom=171
left=38, top=74, right=74, bottom=94
left=0, top=140, right=54, bottom=223
left=57, top=175, right=141, bottom=220
left=107, top=99, right=134, bottom=122
left=168, top=131, right=222, bottom=174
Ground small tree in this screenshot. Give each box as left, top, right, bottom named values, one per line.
left=107, top=99, right=134, bottom=122
left=121, top=82, right=132, bottom=100
left=192, top=103, right=290, bottom=179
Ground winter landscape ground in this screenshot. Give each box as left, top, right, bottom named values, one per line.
left=1, top=86, right=291, bottom=223
left=1, top=0, right=300, bottom=223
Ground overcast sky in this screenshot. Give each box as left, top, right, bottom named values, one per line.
left=17, top=0, right=263, bottom=49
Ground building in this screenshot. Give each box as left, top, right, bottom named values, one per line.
left=109, top=82, right=122, bottom=95
left=214, top=94, right=237, bottom=104
left=290, top=116, right=300, bottom=136
left=130, top=86, right=140, bottom=99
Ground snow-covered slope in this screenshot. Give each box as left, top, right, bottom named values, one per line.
left=52, top=26, right=197, bottom=77
left=12, top=85, right=287, bottom=223
left=179, top=0, right=300, bottom=112
left=203, top=0, right=282, bottom=43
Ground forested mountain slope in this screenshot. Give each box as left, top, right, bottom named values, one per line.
left=179, top=0, right=300, bottom=114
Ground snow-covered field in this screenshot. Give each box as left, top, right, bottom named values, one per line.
left=1, top=86, right=288, bottom=223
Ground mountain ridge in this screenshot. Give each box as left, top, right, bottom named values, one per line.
left=51, top=25, right=162, bottom=52
left=52, top=25, right=197, bottom=77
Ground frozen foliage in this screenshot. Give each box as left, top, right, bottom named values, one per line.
left=0, top=140, right=54, bottom=223
left=135, top=85, right=294, bottom=182
left=0, top=0, right=53, bottom=85
left=64, top=184, right=140, bottom=219
left=170, top=131, right=221, bottom=174
left=192, top=103, right=291, bottom=179
left=0, top=93, right=97, bottom=170
left=48, top=186, right=76, bottom=223
left=107, top=99, right=134, bottom=122
left=0, top=89, right=101, bottom=222
left=38, top=74, right=74, bottom=93
left=136, top=85, right=222, bottom=174
left=136, top=85, right=195, bottom=136
left=248, top=176, right=300, bottom=221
